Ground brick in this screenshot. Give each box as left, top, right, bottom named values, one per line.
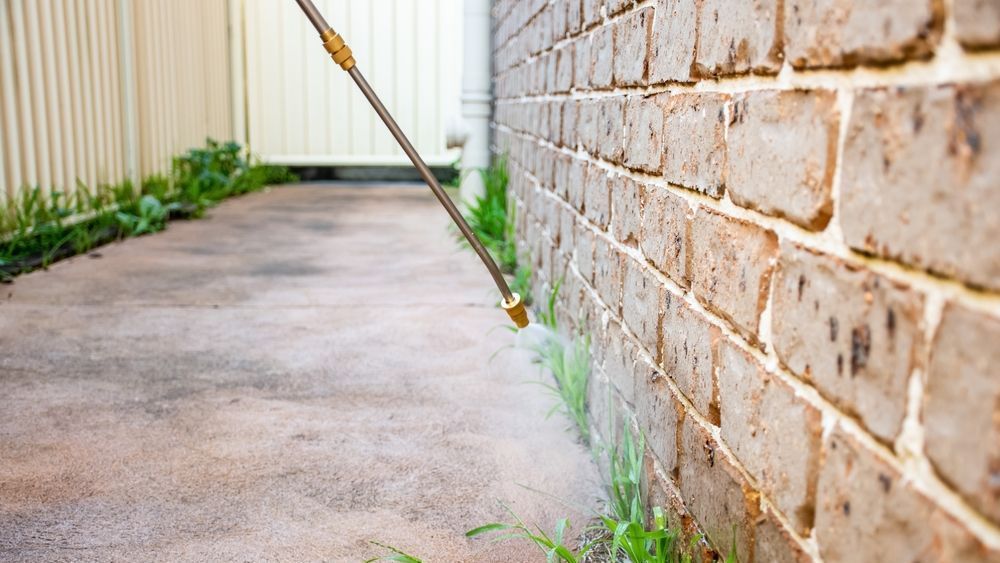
left=662, top=292, right=719, bottom=423
left=816, top=427, right=1000, bottom=563
left=573, top=36, right=592, bottom=91
left=635, top=356, right=681, bottom=474
left=649, top=0, right=697, bottom=84
left=555, top=45, right=574, bottom=93
left=771, top=243, right=924, bottom=443
left=561, top=101, right=578, bottom=147
left=552, top=0, right=569, bottom=40
left=622, top=258, right=662, bottom=357
left=678, top=415, right=759, bottom=562
left=663, top=93, right=728, bottom=198
left=841, top=81, right=1000, bottom=291
left=576, top=223, right=596, bottom=282
left=643, top=453, right=700, bottom=541
left=592, top=24, right=615, bottom=88
left=567, top=157, right=587, bottom=211
left=582, top=0, right=603, bottom=28
left=954, top=0, right=1000, bottom=48
left=924, top=303, right=1000, bottom=525
left=612, top=175, right=642, bottom=247
left=597, top=98, right=625, bottom=163
left=718, top=340, right=822, bottom=535
left=583, top=164, right=611, bottom=229
left=559, top=206, right=577, bottom=257
left=785, top=0, right=942, bottom=68
left=755, top=504, right=813, bottom=563
left=639, top=184, right=688, bottom=286
left=594, top=235, right=624, bottom=313
left=693, top=0, right=781, bottom=77
left=567, top=0, right=583, bottom=34
left=688, top=208, right=777, bottom=346
left=624, top=93, right=666, bottom=173
left=548, top=101, right=563, bottom=145
left=578, top=99, right=601, bottom=153
left=727, top=90, right=839, bottom=230
left=607, top=0, right=633, bottom=16
left=603, top=319, right=639, bottom=406
left=613, top=7, right=652, bottom=86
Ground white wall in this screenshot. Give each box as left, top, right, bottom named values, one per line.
left=242, top=0, right=464, bottom=167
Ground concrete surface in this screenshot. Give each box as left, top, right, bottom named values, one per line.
left=0, top=185, right=601, bottom=562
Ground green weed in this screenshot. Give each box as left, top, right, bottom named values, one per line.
left=363, top=541, right=424, bottom=563
left=467, top=504, right=597, bottom=563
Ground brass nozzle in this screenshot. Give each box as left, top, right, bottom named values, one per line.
left=501, top=293, right=530, bottom=329
left=320, top=28, right=356, bottom=71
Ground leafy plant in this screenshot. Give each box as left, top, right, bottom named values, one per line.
left=467, top=504, right=596, bottom=563
left=363, top=541, right=424, bottom=563
left=116, top=195, right=173, bottom=236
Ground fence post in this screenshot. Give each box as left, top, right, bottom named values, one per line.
left=228, top=0, right=249, bottom=155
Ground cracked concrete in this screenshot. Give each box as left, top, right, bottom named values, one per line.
left=0, top=185, right=601, bottom=562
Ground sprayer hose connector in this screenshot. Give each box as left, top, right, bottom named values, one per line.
left=502, top=293, right=530, bottom=329
left=320, top=28, right=355, bottom=71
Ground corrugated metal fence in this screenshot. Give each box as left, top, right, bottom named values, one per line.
left=0, top=0, right=463, bottom=205
left=0, top=0, right=232, bottom=203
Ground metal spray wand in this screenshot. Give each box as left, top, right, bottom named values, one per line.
left=292, top=0, right=529, bottom=329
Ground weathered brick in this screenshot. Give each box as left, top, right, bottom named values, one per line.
left=841, top=81, right=1000, bottom=291
left=954, top=0, right=1000, bottom=48
left=649, top=0, right=697, bottom=84
left=597, top=98, right=625, bottom=163
left=578, top=99, right=601, bottom=154
left=548, top=102, right=563, bottom=146
left=584, top=164, right=611, bottom=229
left=552, top=0, right=569, bottom=41
left=785, top=0, right=942, bottom=68
left=755, top=504, right=813, bottom=563
left=555, top=45, right=574, bottom=93
left=561, top=100, right=579, bottom=147
left=573, top=36, right=592, bottom=91
left=688, top=208, right=777, bottom=346
left=624, top=93, right=666, bottom=173
left=678, top=415, right=759, bottom=562
left=614, top=7, right=652, bottom=85
left=662, top=292, right=719, bottom=422
left=559, top=206, right=577, bottom=257
left=592, top=24, right=615, bottom=88
left=567, top=157, right=587, bottom=211
left=924, top=303, right=1000, bottom=525
left=576, top=222, right=596, bottom=282
left=718, top=340, right=822, bottom=534
left=567, top=0, right=583, bottom=34
left=612, top=175, right=642, bottom=247
left=772, top=243, right=924, bottom=443
left=727, top=89, right=839, bottom=230
left=594, top=235, right=624, bottom=313
left=603, top=319, right=639, bottom=406
left=639, top=184, right=688, bottom=286
left=582, top=0, right=603, bottom=28
left=622, top=258, right=663, bottom=357
left=635, top=356, right=681, bottom=473
left=816, top=427, right=1000, bottom=563
left=664, top=93, right=728, bottom=198
left=693, top=0, right=781, bottom=77
left=607, top=0, right=633, bottom=16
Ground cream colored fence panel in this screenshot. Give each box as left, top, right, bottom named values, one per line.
left=0, top=0, right=232, bottom=203
left=243, top=0, right=463, bottom=166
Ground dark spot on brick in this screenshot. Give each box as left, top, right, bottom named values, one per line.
left=883, top=156, right=892, bottom=172
left=851, top=326, right=871, bottom=377
left=829, top=317, right=839, bottom=342
left=886, top=308, right=896, bottom=339
left=842, top=501, right=851, bottom=516
left=704, top=440, right=715, bottom=467
left=878, top=473, right=892, bottom=493
left=797, top=275, right=806, bottom=301
left=837, top=354, right=844, bottom=376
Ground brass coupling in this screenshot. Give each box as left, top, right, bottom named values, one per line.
left=320, top=28, right=355, bottom=71
left=501, top=293, right=530, bottom=329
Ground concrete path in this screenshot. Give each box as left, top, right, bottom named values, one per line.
left=0, top=185, right=600, bottom=562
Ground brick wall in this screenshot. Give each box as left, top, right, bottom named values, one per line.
left=491, top=0, right=1000, bottom=560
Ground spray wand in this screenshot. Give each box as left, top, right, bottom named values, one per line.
left=292, top=0, right=529, bottom=329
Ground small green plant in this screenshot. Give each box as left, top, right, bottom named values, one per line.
left=115, top=195, right=173, bottom=236
left=467, top=504, right=596, bottom=563
left=363, top=541, right=424, bottom=563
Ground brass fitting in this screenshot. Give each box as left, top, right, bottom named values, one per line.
left=320, top=28, right=356, bottom=71
left=501, top=293, right=530, bottom=329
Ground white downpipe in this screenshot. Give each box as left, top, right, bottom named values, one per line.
left=457, top=0, right=493, bottom=208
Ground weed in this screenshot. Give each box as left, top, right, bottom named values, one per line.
left=467, top=503, right=597, bottom=563
left=363, top=541, right=424, bottom=563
